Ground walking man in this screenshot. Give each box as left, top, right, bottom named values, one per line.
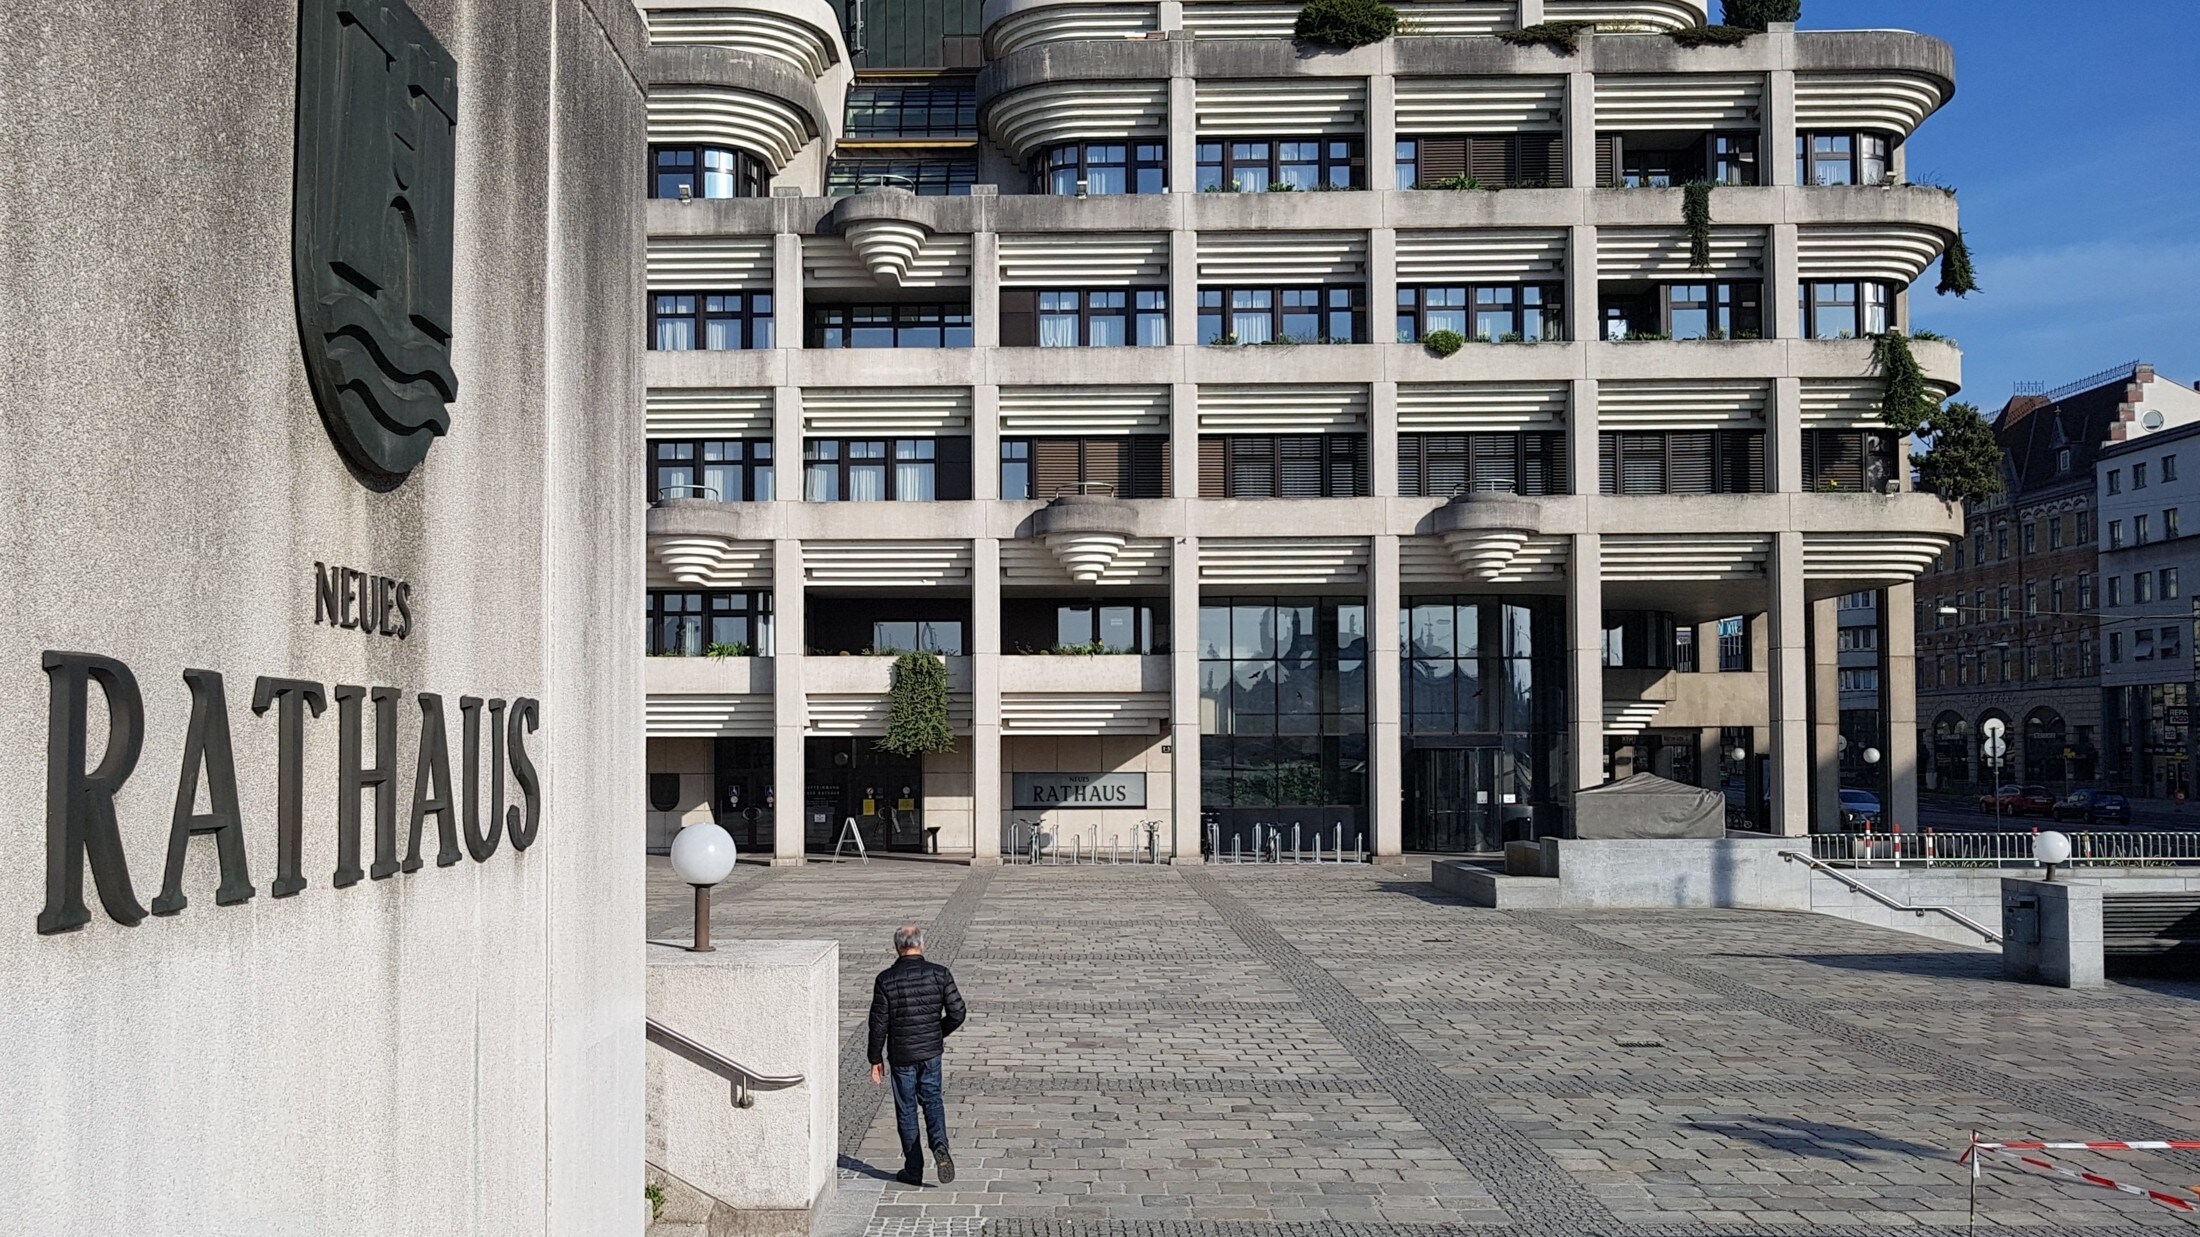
left=868, top=924, right=967, bottom=1186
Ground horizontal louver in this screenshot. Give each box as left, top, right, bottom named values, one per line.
left=645, top=695, right=773, bottom=738
left=643, top=8, right=837, bottom=78
left=1597, top=227, right=1765, bottom=276
left=804, top=542, right=972, bottom=587
left=802, top=388, right=970, bottom=434
left=802, top=233, right=971, bottom=288
left=987, top=82, right=1170, bottom=157
left=1199, top=538, right=1370, bottom=585
left=1196, top=80, right=1365, bottom=135
left=1395, top=230, right=1568, bottom=282
left=1795, top=72, right=1949, bottom=138
left=1180, top=3, right=1298, bottom=39
left=1802, top=378, right=1939, bottom=430
left=646, top=88, right=815, bottom=169
left=646, top=388, right=775, bottom=437
left=647, top=237, right=774, bottom=289
left=1199, top=385, right=1367, bottom=433
left=1000, top=539, right=1171, bottom=585
left=1392, top=1, right=1514, bottom=34
left=1001, top=386, right=1170, bottom=434
left=1594, top=74, right=1763, bottom=131
left=1796, top=224, right=1947, bottom=284
left=1597, top=380, right=1770, bottom=430
left=1397, top=383, right=1568, bottom=432
left=998, top=233, right=1169, bottom=286
left=1601, top=533, right=1771, bottom=582
left=1543, top=0, right=1706, bottom=33
left=986, top=3, right=1159, bottom=56
left=1196, top=232, right=1365, bottom=282
left=1395, top=77, right=1565, bottom=133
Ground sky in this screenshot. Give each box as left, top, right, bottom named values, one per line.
left=1799, top=1, right=2200, bottom=410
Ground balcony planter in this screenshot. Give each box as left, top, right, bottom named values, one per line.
left=999, top=654, right=1170, bottom=695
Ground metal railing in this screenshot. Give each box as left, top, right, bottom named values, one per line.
left=1205, top=821, right=1369, bottom=864
left=1778, top=850, right=2004, bottom=944
left=645, top=1018, right=803, bottom=1109
left=651, top=483, right=720, bottom=502
left=1806, top=829, right=2200, bottom=869
left=1008, top=818, right=1167, bottom=864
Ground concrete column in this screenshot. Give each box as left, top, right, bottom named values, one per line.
left=1767, top=532, right=1810, bottom=835
left=1171, top=381, right=1200, bottom=499
left=1169, top=536, right=1203, bottom=861
left=773, top=232, right=803, bottom=351
left=1168, top=74, right=1197, bottom=195
left=1367, top=73, right=1397, bottom=192
left=971, top=537, right=1003, bottom=863
left=970, top=231, right=1000, bottom=349
left=1569, top=533, right=1605, bottom=800
left=1518, top=0, right=1545, bottom=24
left=1769, top=222, right=1799, bottom=343
left=1768, top=375, right=1802, bottom=493
left=773, top=385, right=803, bottom=508
left=1370, top=535, right=1403, bottom=857
left=1368, top=227, right=1398, bottom=348
left=1695, top=727, right=1722, bottom=790
left=1884, top=582, right=1919, bottom=828
left=972, top=384, right=1001, bottom=501
left=1568, top=377, right=1599, bottom=502
left=1169, top=230, right=1199, bottom=350
left=1370, top=380, right=1399, bottom=498
left=1567, top=225, right=1598, bottom=346
left=1766, top=69, right=1797, bottom=189
left=772, top=539, right=807, bottom=864
left=1810, top=595, right=1840, bottom=834
left=1157, top=0, right=1183, bottom=30
left=1564, top=71, right=1596, bottom=190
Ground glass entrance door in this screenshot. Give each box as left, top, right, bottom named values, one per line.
left=1405, top=745, right=1520, bottom=853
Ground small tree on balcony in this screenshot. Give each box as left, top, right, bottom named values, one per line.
left=1294, top=0, right=1399, bottom=49
left=1937, top=229, right=1980, bottom=297
left=1912, top=401, right=2006, bottom=506
left=1682, top=181, right=1716, bottom=271
left=1872, top=330, right=1935, bottom=436
left=879, top=652, right=955, bottom=757
left=1722, top=0, right=1800, bottom=30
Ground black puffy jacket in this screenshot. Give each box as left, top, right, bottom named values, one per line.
left=867, top=955, right=967, bottom=1065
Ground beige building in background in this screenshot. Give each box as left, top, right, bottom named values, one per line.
left=638, top=0, right=1966, bottom=860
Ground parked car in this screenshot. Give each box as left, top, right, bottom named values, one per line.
left=1838, top=788, right=1882, bottom=829
left=2017, top=785, right=2056, bottom=816
left=1977, top=784, right=2052, bottom=816
left=2052, top=789, right=2132, bottom=825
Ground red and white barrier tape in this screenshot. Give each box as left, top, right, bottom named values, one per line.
left=1961, top=1142, right=2200, bottom=1213
left=1978, top=1141, right=2200, bottom=1152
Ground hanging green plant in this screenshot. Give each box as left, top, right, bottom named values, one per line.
left=1682, top=180, right=1715, bottom=271
left=1721, top=0, right=1800, bottom=30
left=1669, top=25, right=1755, bottom=47
left=1495, top=20, right=1593, bottom=54
left=1912, top=401, right=2006, bottom=506
left=1422, top=329, right=1465, bottom=358
left=878, top=652, right=955, bottom=757
left=1936, top=229, right=1979, bottom=297
left=1293, top=0, right=1398, bottom=48
left=1871, top=330, right=1936, bottom=437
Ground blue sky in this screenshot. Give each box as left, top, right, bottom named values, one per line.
left=1800, top=1, right=2200, bottom=410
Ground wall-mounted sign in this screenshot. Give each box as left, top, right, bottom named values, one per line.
left=1013, top=773, right=1145, bottom=809
left=314, top=562, right=412, bottom=638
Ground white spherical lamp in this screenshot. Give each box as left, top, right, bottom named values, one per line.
left=1863, top=747, right=1882, bottom=765
left=2033, top=829, right=2072, bottom=881
left=670, top=823, right=738, bottom=951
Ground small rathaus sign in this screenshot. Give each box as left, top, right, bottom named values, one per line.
left=1012, top=773, right=1146, bottom=810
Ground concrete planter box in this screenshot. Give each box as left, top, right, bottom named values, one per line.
left=646, top=655, right=775, bottom=696
left=803, top=654, right=974, bottom=695
left=999, top=654, right=1169, bottom=694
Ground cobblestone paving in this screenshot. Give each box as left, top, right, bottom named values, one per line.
left=646, top=858, right=2200, bottom=1236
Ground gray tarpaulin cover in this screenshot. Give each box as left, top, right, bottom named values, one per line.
left=1572, top=773, right=1726, bottom=840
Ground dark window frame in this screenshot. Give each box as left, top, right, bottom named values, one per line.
left=649, top=144, right=769, bottom=200
left=1398, top=432, right=1569, bottom=497
left=1201, top=434, right=1369, bottom=499
left=1003, top=287, right=1169, bottom=348
left=999, top=434, right=1170, bottom=500
left=1594, top=130, right=1760, bottom=188
left=1039, top=141, right=1167, bottom=195
left=802, top=436, right=971, bottom=502
left=650, top=290, right=774, bottom=351
left=806, top=302, right=975, bottom=349
left=1796, top=129, right=1892, bottom=186
left=1397, top=283, right=1565, bottom=343
left=1797, top=280, right=1893, bottom=340
left=825, top=157, right=978, bottom=196
left=1598, top=430, right=1767, bottom=495
left=1394, top=132, right=1565, bottom=189
left=1602, top=280, right=1765, bottom=341
left=1197, top=284, right=1365, bottom=345
left=650, top=438, right=775, bottom=503
left=842, top=78, right=978, bottom=140
left=646, top=589, right=774, bottom=656
left=1197, top=136, right=1365, bottom=192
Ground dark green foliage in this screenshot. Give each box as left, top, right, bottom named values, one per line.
left=879, top=652, right=955, bottom=757
left=1423, top=174, right=1490, bottom=191
left=1871, top=331, right=1936, bottom=437
left=1912, top=401, right=2007, bottom=506
left=1682, top=181, right=1715, bottom=271
left=1721, top=0, right=1801, bottom=30
left=1937, top=229, right=1980, bottom=297
left=1495, top=20, right=1593, bottom=53
left=1669, top=25, right=1755, bottom=47
left=1294, top=0, right=1398, bottom=48
left=1423, top=329, right=1465, bottom=358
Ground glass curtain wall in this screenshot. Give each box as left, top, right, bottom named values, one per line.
left=1401, top=596, right=1568, bottom=851
left=1197, top=599, right=1369, bottom=854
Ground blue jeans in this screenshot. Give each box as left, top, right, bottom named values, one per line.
left=889, top=1056, right=948, bottom=1178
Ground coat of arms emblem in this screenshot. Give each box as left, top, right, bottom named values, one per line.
left=292, top=0, right=458, bottom=481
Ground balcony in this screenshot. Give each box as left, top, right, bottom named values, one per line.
left=645, top=654, right=775, bottom=697
left=999, top=654, right=1170, bottom=694
left=803, top=655, right=975, bottom=695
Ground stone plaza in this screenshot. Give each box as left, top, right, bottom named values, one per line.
left=649, top=858, right=2200, bottom=1236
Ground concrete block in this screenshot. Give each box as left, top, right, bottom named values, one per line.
left=1431, top=862, right=1561, bottom=908
left=1503, top=840, right=1546, bottom=876
left=1547, top=837, right=1811, bottom=910
left=2001, top=879, right=2105, bottom=990
left=648, top=941, right=840, bottom=1231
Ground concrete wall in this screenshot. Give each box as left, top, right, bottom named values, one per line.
left=1548, top=836, right=1811, bottom=909
left=649, top=737, right=720, bottom=853
left=0, top=0, right=646, bottom=1232
left=1808, top=868, right=2200, bottom=949
left=1001, top=733, right=1174, bottom=857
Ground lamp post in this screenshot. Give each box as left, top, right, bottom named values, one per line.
left=669, top=823, right=738, bottom=952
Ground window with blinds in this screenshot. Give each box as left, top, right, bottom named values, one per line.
left=1400, top=134, right=1562, bottom=188
left=1598, top=432, right=1764, bottom=495
left=1802, top=430, right=1897, bottom=494
left=1398, top=433, right=1568, bottom=497
left=1005, top=435, right=1169, bottom=499
left=1197, top=435, right=1367, bottom=498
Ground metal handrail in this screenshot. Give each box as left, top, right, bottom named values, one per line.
left=645, top=1017, right=803, bottom=1109
left=1778, top=850, right=2004, bottom=944
left=653, top=483, right=721, bottom=502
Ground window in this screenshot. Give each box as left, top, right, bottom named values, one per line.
left=1659, top=283, right=1763, bottom=341
left=2137, top=571, right=2155, bottom=604
left=1197, top=137, right=1364, bottom=191
left=2166, top=454, right=2179, bottom=482
left=2136, top=629, right=2155, bottom=661
left=1399, top=433, right=1568, bottom=497
left=2108, top=576, right=2123, bottom=607
left=1797, top=130, right=1891, bottom=186
left=1000, top=436, right=1169, bottom=500
left=1047, top=603, right=1167, bottom=653
left=2077, top=572, right=2093, bottom=608
left=1199, top=285, right=1364, bottom=344
left=1996, top=527, right=2009, bottom=559
left=2165, top=568, right=2180, bottom=600
left=1957, top=655, right=1970, bottom=685
left=2109, top=631, right=2123, bottom=662
left=803, top=438, right=971, bottom=502
left=1996, top=586, right=2009, bottom=619
left=2025, top=581, right=2038, bottom=616
left=647, top=590, right=774, bottom=656
left=1599, top=431, right=1765, bottom=494
left=1397, top=133, right=1564, bottom=188
left=1803, top=430, right=1898, bottom=493
left=2079, top=510, right=2094, bottom=542
left=1973, top=527, right=1987, bottom=560
left=2050, top=576, right=2064, bottom=612
left=2108, top=468, right=2122, bottom=494
left=2137, top=513, right=2152, bottom=544
left=1798, top=281, right=1892, bottom=339
left=1598, top=131, right=1759, bottom=188
left=2022, top=521, right=2036, bottom=554
left=2169, top=507, right=2182, bottom=538
left=1198, top=435, right=1368, bottom=498
left=826, top=157, right=976, bottom=196
left=1040, top=141, right=1166, bottom=195
left=2108, top=519, right=2123, bottom=549
left=1717, top=616, right=1749, bottom=671
left=651, top=291, right=773, bottom=351
left=843, top=79, right=977, bottom=139
left=651, top=438, right=774, bottom=503
left=1200, top=599, right=1371, bottom=816
left=1397, top=283, right=1563, bottom=343
left=1836, top=627, right=1879, bottom=652
left=808, top=303, right=974, bottom=349
left=1002, top=288, right=1167, bottom=348
left=649, top=145, right=768, bottom=199
left=1837, top=668, right=1880, bottom=692
left=2164, top=625, right=2184, bottom=661
left=2134, top=462, right=2149, bottom=489
left=2057, top=448, right=2073, bottom=474
left=2049, top=517, right=2064, bottom=550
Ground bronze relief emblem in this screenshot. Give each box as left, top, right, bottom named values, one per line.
left=292, top=0, right=458, bottom=482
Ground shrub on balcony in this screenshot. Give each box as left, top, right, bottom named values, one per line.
left=1293, top=0, right=1398, bottom=48
left=1937, top=229, right=1980, bottom=297
left=1422, top=329, right=1465, bottom=358
left=879, top=652, right=954, bottom=757
left=1669, top=24, right=1755, bottom=47
left=1496, top=20, right=1594, bottom=54
left=704, top=641, right=750, bottom=659
left=1682, top=180, right=1715, bottom=271
left=1722, top=0, right=1800, bottom=29
left=1871, top=330, right=1935, bottom=436
left=1912, top=401, right=2006, bottom=506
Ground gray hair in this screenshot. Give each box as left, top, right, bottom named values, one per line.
left=893, top=925, right=925, bottom=953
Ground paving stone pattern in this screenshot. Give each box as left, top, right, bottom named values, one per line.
left=646, top=858, right=2200, bottom=1236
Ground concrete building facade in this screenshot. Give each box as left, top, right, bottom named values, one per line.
left=638, top=0, right=1966, bottom=859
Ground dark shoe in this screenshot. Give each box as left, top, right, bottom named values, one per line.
left=935, top=1152, right=955, bottom=1184
left=895, top=1170, right=924, bottom=1187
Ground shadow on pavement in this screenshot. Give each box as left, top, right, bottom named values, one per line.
left=836, top=1154, right=897, bottom=1181
left=1708, top=950, right=2004, bottom=982
left=1683, top=1115, right=1951, bottom=1164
